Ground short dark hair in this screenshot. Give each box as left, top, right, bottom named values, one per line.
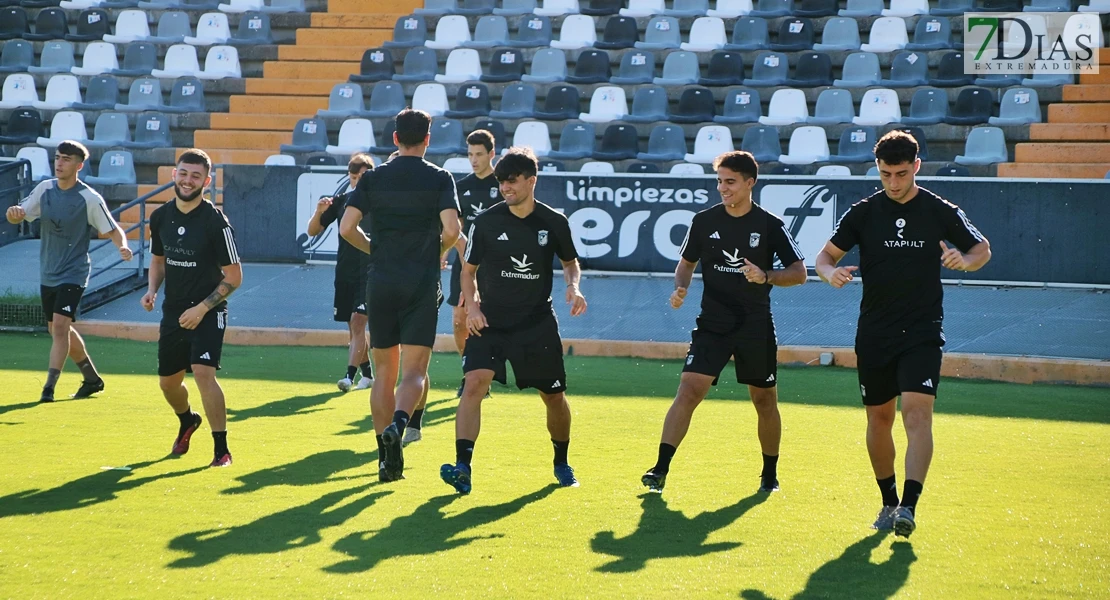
left=55, top=140, right=89, bottom=162
left=178, top=148, right=212, bottom=174
left=493, top=147, right=537, bottom=181
left=712, top=150, right=758, bottom=181
left=394, top=108, right=431, bottom=147
left=348, top=153, right=374, bottom=173
left=874, top=130, right=919, bottom=166
left=466, top=129, right=494, bottom=153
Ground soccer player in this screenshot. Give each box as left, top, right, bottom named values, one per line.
left=5, top=141, right=133, bottom=403
left=815, top=131, right=991, bottom=537
left=440, top=147, right=587, bottom=494
left=446, top=129, right=503, bottom=397
left=340, top=109, right=461, bottom=482
left=641, top=151, right=806, bottom=495
left=306, top=153, right=374, bottom=393
left=141, top=149, right=242, bottom=468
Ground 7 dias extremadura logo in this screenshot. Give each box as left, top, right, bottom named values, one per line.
left=964, top=13, right=1101, bottom=75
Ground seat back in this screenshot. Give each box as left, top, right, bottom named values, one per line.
left=840, top=51, right=880, bottom=84
left=555, top=122, right=595, bottom=154
left=412, top=82, right=449, bottom=116
left=585, top=86, right=627, bottom=119
left=812, top=88, right=854, bottom=122
left=740, top=125, right=780, bottom=160
left=616, top=50, right=655, bottom=81
left=857, top=88, right=901, bottom=123
left=749, top=50, right=787, bottom=81
left=357, top=47, right=394, bottom=80
left=368, top=81, right=405, bottom=113
left=125, top=77, right=163, bottom=108
left=0, top=40, right=33, bottom=71
left=642, top=16, right=681, bottom=46
left=997, top=87, right=1040, bottom=121
left=37, top=41, right=76, bottom=72
left=818, top=17, right=860, bottom=49
left=92, top=111, right=131, bottom=144
left=168, top=76, right=205, bottom=111
left=453, top=82, right=491, bottom=113
left=732, top=17, right=769, bottom=46
left=390, top=14, right=428, bottom=45
left=766, top=88, right=807, bottom=121
left=202, top=45, right=240, bottom=77
left=659, top=50, right=699, bottom=80
left=154, top=11, right=192, bottom=41
left=629, top=85, right=668, bottom=119
left=512, top=15, right=552, bottom=45
left=835, top=126, right=876, bottom=159
left=233, top=11, right=272, bottom=43
left=472, top=15, right=508, bottom=44
left=429, top=15, right=471, bottom=47
left=511, top=121, right=552, bottom=155
left=720, top=87, right=761, bottom=120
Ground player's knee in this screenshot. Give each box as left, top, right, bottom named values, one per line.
left=191, top=367, right=218, bottom=387
left=158, top=375, right=182, bottom=394
left=540, top=391, right=566, bottom=406
left=674, top=385, right=705, bottom=409
left=866, top=404, right=897, bottom=427
left=50, top=319, right=70, bottom=339
left=749, top=389, right=778, bottom=413
left=901, top=406, right=933, bottom=432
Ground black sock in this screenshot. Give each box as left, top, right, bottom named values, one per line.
left=76, top=357, right=100, bottom=382
left=45, top=367, right=61, bottom=389
left=360, top=361, right=373, bottom=379
left=346, top=365, right=357, bottom=380
left=878, top=475, right=900, bottom=507
left=456, top=439, right=475, bottom=466
left=176, top=407, right=194, bottom=427
left=761, top=453, right=779, bottom=480
left=901, top=480, right=923, bottom=515
left=375, top=434, right=384, bottom=462
left=409, top=409, right=424, bottom=430
left=212, top=431, right=229, bottom=456
left=392, top=410, right=409, bottom=432
left=653, top=443, right=677, bottom=474
left=552, top=439, right=569, bottom=466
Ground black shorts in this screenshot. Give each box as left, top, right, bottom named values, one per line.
left=856, top=344, right=942, bottom=406
left=367, top=276, right=442, bottom=349
left=462, top=312, right=567, bottom=394
left=158, top=308, right=228, bottom=377
left=446, top=253, right=462, bottom=307
left=333, top=278, right=367, bottom=322
left=682, top=328, right=778, bottom=388
left=41, top=284, right=84, bottom=322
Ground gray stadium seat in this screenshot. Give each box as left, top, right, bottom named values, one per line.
left=901, top=87, right=948, bottom=125
left=770, top=18, right=814, bottom=51
left=653, top=51, right=699, bottom=86
left=456, top=0, right=496, bottom=15
left=116, top=77, right=165, bottom=111
left=426, top=118, right=466, bottom=155
left=930, top=0, right=972, bottom=14
left=668, top=86, right=716, bottom=123
left=785, top=51, right=832, bottom=86
left=593, top=124, right=639, bottom=160
left=636, top=16, right=681, bottom=50
left=566, top=49, right=611, bottom=84
left=393, top=47, right=438, bottom=82
left=725, top=17, right=769, bottom=51
left=595, top=15, right=637, bottom=49
left=715, top=87, right=762, bottom=124
left=25, top=7, right=67, bottom=42
left=317, top=83, right=365, bottom=118
left=125, top=112, right=171, bottom=149
left=229, top=11, right=273, bottom=45
left=794, top=0, right=836, bottom=16
left=481, top=48, right=524, bottom=82
left=280, top=117, right=328, bottom=153
left=364, top=81, right=405, bottom=117
left=580, top=0, right=620, bottom=14
left=488, top=83, right=536, bottom=119
left=807, top=88, right=853, bottom=125
left=85, top=112, right=132, bottom=148
left=611, top=50, right=654, bottom=85
left=86, top=150, right=136, bottom=185
left=622, top=85, right=668, bottom=123
left=71, top=75, right=120, bottom=110
left=464, top=15, right=508, bottom=48
left=521, top=48, right=567, bottom=83
left=0, top=39, right=33, bottom=73
left=834, top=52, right=881, bottom=87
left=974, top=73, right=1023, bottom=88
left=905, top=16, right=955, bottom=50
left=637, top=124, right=687, bottom=161
left=813, top=17, right=860, bottom=51
left=533, top=83, right=580, bottom=120
left=494, top=0, right=536, bottom=15
left=740, top=124, right=781, bottom=162
left=743, top=51, right=788, bottom=86
left=369, top=119, right=397, bottom=154
left=148, top=12, right=191, bottom=44
left=699, top=51, right=743, bottom=86
left=882, top=51, right=928, bottom=87
left=929, top=51, right=973, bottom=86
left=507, top=15, right=552, bottom=47
left=954, top=127, right=1007, bottom=165
left=113, top=41, right=157, bottom=76
left=263, top=0, right=306, bottom=12
left=444, top=83, right=491, bottom=118
left=29, top=41, right=75, bottom=75
left=989, top=88, right=1041, bottom=126
left=749, top=0, right=792, bottom=17
left=350, top=48, right=394, bottom=82
left=945, top=87, right=993, bottom=125
left=828, top=126, right=877, bottom=162
left=666, top=0, right=709, bottom=16
left=383, top=14, right=427, bottom=48
left=163, top=76, right=205, bottom=113
left=415, top=0, right=454, bottom=15
left=840, top=0, right=882, bottom=16
left=547, top=122, right=595, bottom=159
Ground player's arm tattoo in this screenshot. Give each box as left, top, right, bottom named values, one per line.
left=202, top=279, right=238, bottom=310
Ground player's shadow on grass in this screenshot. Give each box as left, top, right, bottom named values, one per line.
left=0, top=401, right=42, bottom=417
left=0, top=458, right=206, bottom=519
left=323, top=484, right=557, bottom=574
left=740, top=532, right=916, bottom=600
left=222, top=449, right=376, bottom=495
left=227, top=391, right=337, bottom=422
left=591, top=492, right=769, bottom=573
left=167, top=484, right=389, bottom=569
left=336, top=396, right=456, bottom=437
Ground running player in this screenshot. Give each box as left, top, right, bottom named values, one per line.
left=815, top=130, right=991, bottom=537
left=306, top=153, right=374, bottom=393
left=641, top=151, right=806, bottom=495
left=340, top=109, right=461, bottom=482
left=5, top=141, right=132, bottom=402
left=440, top=147, right=587, bottom=494
left=141, top=149, right=242, bottom=467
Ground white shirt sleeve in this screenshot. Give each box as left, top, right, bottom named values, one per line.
left=18, top=181, right=49, bottom=222
left=83, top=189, right=117, bottom=235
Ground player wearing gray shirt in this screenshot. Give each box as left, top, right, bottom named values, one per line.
left=5, top=141, right=132, bottom=403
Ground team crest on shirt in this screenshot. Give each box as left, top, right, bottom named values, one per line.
left=490, top=187, right=499, bottom=199
left=749, top=233, right=761, bottom=248
left=538, top=230, right=549, bottom=246
left=178, top=226, right=186, bottom=235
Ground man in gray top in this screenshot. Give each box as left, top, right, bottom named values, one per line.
left=5, top=141, right=132, bottom=403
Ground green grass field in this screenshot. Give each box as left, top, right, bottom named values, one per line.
left=0, top=333, right=1106, bottom=599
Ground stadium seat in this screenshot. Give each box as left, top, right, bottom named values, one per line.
left=521, top=48, right=566, bottom=83
left=149, top=12, right=191, bottom=43
left=369, top=119, right=397, bottom=154
left=535, top=83, right=581, bottom=119
left=636, top=16, right=681, bottom=50
left=860, top=17, right=907, bottom=52
left=1062, top=14, right=1103, bottom=54
left=1022, top=73, right=1073, bottom=88
left=71, top=41, right=119, bottom=76
left=304, top=154, right=338, bottom=166
left=891, top=125, right=928, bottom=160
left=350, top=48, right=393, bottom=82
left=384, top=15, right=427, bottom=48
left=708, top=0, right=752, bottom=16
left=510, top=121, right=552, bottom=156
left=595, top=15, right=637, bottom=49
left=839, top=0, right=881, bottom=15
left=550, top=14, right=596, bottom=50
left=699, top=51, right=743, bottom=86
left=85, top=112, right=132, bottom=148
left=0, top=73, right=38, bottom=108
left=566, top=49, right=611, bottom=84
left=547, top=122, right=595, bottom=159
left=0, top=108, right=43, bottom=143
left=611, top=50, right=655, bottom=84
left=670, top=162, right=705, bottom=175
left=743, top=51, right=787, bottom=86
left=865, top=165, right=879, bottom=176
left=426, top=15, right=471, bottom=49
left=325, top=118, right=374, bottom=155
left=580, top=0, right=619, bottom=14
left=1078, top=0, right=1110, bottom=12
left=795, top=0, right=836, bottom=15
left=534, top=0, right=578, bottom=16
left=495, top=0, right=536, bottom=15
left=749, top=0, right=792, bottom=17
left=228, top=11, right=272, bottom=45
left=579, top=161, right=614, bottom=174
left=669, top=87, right=716, bottom=123
left=945, top=87, right=993, bottom=125
left=482, top=48, right=524, bottom=82
left=627, top=162, right=661, bottom=173
left=0, top=39, right=32, bottom=73
left=930, top=0, right=971, bottom=14
left=771, top=18, right=814, bottom=51
left=25, top=7, right=67, bottom=42
left=882, top=51, right=928, bottom=87
left=114, top=41, right=157, bottom=76
left=974, top=74, right=1023, bottom=88
left=72, top=74, right=119, bottom=110
left=954, top=127, right=1006, bottom=165
left=815, top=165, right=851, bottom=176
left=441, top=156, right=471, bottom=172
left=681, top=17, right=727, bottom=52
left=653, top=51, right=699, bottom=86
left=218, top=0, right=262, bottom=12
left=280, top=117, right=328, bottom=153
left=901, top=87, right=948, bottom=125
left=622, top=85, right=668, bottom=123
left=686, top=125, right=734, bottom=163
left=101, top=10, right=149, bottom=44
left=163, top=76, right=204, bottom=112
left=828, top=126, right=876, bottom=162
left=318, top=83, right=365, bottom=118
left=68, top=8, right=112, bottom=41
left=37, top=110, right=88, bottom=147
left=853, top=88, right=901, bottom=125
left=537, top=159, right=565, bottom=172
left=436, top=48, right=482, bottom=83
left=808, top=88, right=854, bottom=125
left=883, top=0, right=927, bottom=16
left=766, top=164, right=807, bottom=174
left=445, top=83, right=491, bottom=118
left=929, top=51, right=972, bottom=86
left=785, top=51, right=832, bottom=86
left=412, top=82, right=449, bottom=117
left=725, top=17, right=769, bottom=50
left=457, top=0, right=496, bottom=17
left=905, top=17, right=954, bottom=50
left=262, top=0, right=304, bottom=12
left=579, top=85, right=627, bottom=123
left=29, top=41, right=76, bottom=75
left=465, top=15, right=509, bottom=48
left=989, top=88, right=1040, bottom=126
left=621, top=0, right=664, bottom=16
left=740, top=124, right=780, bottom=162
left=593, top=124, right=638, bottom=160
left=508, top=15, right=552, bottom=47
left=779, top=125, right=829, bottom=164
left=33, top=74, right=81, bottom=110
left=16, top=146, right=50, bottom=181
left=977, top=0, right=1021, bottom=11
left=667, top=0, right=709, bottom=16
left=116, top=77, right=164, bottom=111
left=489, top=83, right=536, bottom=119
left=151, top=44, right=201, bottom=78
left=415, top=0, right=455, bottom=15
left=197, top=45, right=240, bottom=79
left=394, top=47, right=438, bottom=81
left=0, top=8, right=29, bottom=41
left=760, top=88, right=807, bottom=125
left=637, top=124, right=687, bottom=161
left=813, top=17, right=860, bottom=51
left=715, top=87, right=761, bottom=123
left=934, top=163, right=970, bottom=176
left=470, top=119, right=507, bottom=148
left=834, top=52, right=881, bottom=87
left=61, top=0, right=107, bottom=8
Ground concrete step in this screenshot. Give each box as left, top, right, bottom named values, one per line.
left=996, top=162, right=1110, bottom=179
left=1014, top=143, right=1110, bottom=163
left=193, top=129, right=293, bottom=150
left=1046, top=103, right=1110, bottom=123
left=296, top=28, right=392, bottom=47
left=278, top=46, right=370, bottom=62
left=328, top=0, right=422, bottom=12
left=246, top=77, right=336, bottom=95
left=1028, top=123, right=1110, bottom=141
left=1062, top=85, right=1110, bottom=102
left=210, top=113, right=307, bottom=131
left=263, top=60, right=361, bottom=80
left=228, top=94, right=328, bottom=114
left=311, top=13, right=404, bottom=28
left=1080, top=70, right=1110, bottom=85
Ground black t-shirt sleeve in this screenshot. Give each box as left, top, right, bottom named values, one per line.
left=150, top=208, right=163, bottom=257
left=318, top=195, right=342, bottom=228
left=939, top=201, right=986, bottom=253
left=439, top=170, right=461, bottom=214
left=463, top=218, right=484, bottom=266
left=348, top=172, right=372, bottom=216
left=552, top=213, right=577, bottom=262
left=829, top=202, right=864, bottom=253
left=210, top=209, right=240, bottom=266
left=679, top=214, right=702, bottom=263
left=768, top=216, right=804, bottom=268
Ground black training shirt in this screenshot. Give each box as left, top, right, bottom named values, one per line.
left=150, top=199, right=240, bottom=313
left=318, top=190, right=368, bottom=283
left=453, top=171, right=503, bottom=267
left=464, top=200, right=577, bottom=329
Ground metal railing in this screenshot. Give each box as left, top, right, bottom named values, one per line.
left=0, top=159, right=34, bottom=247
left=88, top=181, right=173, bottom=281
